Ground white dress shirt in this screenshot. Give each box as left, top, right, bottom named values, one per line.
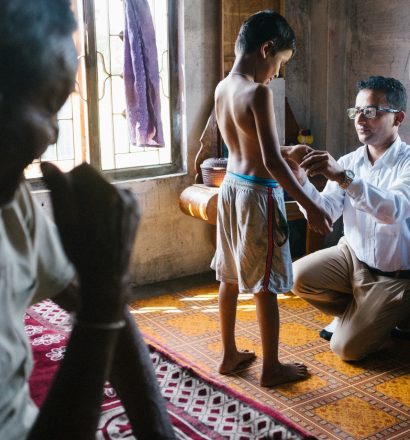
left=300, top=136, right=410, bottom=271
left=0, top=183, right=74, bottom=440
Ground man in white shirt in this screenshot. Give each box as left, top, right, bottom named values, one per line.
left=291, top=76, right=410, bottom=361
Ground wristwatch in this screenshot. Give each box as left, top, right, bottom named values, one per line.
left=339, top=169, right=355, bottom=189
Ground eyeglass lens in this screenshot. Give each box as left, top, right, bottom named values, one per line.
left=347, top=107, right=376, bottom=119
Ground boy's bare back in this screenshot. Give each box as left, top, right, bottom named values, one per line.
left=215, top=74, right=282, bottom=179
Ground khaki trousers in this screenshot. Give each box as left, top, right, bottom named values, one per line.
left=292, top=237, right=410, bottom=360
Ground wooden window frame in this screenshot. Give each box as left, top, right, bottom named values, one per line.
left=82, top=0, right=184, bottom=181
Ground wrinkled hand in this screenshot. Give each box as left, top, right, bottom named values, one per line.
left=283, top=144, right=314, bottom=164
left=41, top=162, right=140, bottom=318
left=306, top=204, right=333, bottom=235
left=300, top=150, right=343, bottom=181
left=285, top=158, right=307, bottom=186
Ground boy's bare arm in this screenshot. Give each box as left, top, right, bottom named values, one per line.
left=251, top=85, right=332, bottom=235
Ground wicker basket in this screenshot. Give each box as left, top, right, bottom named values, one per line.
left=200, top=157, right=228, bottom=187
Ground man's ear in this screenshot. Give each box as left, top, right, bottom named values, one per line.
left=394, top=111, right=406, bottom=126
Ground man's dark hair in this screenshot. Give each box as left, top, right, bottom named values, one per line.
left=0, top=0, right=76, bottom=101
left=357, top=76, right=407, bottom=112
left=235, top=10, right=296, bottom=56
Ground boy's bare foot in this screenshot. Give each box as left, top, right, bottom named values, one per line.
left=260, top=362, right=308, bottom=387
left=218, top=350, right=256, bottom=374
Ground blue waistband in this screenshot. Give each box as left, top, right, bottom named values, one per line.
left=227, top=171, right=280, bottom=188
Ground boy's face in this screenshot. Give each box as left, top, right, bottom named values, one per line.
left=0, top=36, right=77, bottom=206
left=261, top=47, right=293, bottom=85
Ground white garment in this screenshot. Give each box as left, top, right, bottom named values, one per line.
left=300, top=136, right=410, bottom=271
left=0, top=182, right=75, bottom=440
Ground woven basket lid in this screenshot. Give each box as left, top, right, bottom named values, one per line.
left=200, top=157, right=228, bottom=170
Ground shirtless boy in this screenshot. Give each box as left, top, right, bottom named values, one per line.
left=211, top=10, right=332, bottom=386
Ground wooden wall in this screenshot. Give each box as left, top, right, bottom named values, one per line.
left=285, top=0, right=410, bottom=159
left=222, top=0, right=283, bottom=78
left=346, top=0, right=410, bottom=149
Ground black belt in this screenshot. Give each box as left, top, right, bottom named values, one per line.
left=367, top=266, right=410, bottom=279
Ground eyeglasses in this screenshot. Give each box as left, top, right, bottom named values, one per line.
left=346, top=106, right=399, bottom=119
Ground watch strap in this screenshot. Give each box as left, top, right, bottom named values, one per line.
left=339, top=170, right=354, bottom=189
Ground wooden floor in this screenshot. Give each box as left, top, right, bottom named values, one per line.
left=130, top=272, right=410, bottom=440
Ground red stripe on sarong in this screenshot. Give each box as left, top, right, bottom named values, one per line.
left=263, top=188, right=273, bottom=293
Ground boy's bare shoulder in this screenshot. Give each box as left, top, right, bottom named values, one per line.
left=215, top=77, right=272, bottom=101
left=215, top=76, right=234, bottom=97
left=249, top=82, right=273, bottom=106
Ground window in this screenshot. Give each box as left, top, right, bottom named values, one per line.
left=26, top=0, right=184, bottom=181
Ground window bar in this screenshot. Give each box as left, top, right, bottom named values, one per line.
left=159, top=49, right=170, bottom=99
left=72, top=0, right=88, bottom=164
left=106, top=0, right=117, bottom=169
left=82, top=0, right=101, bottom=169
left=168, top=0, right=184, bottom=168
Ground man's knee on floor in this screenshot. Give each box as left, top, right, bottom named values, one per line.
left=291, top=259, right=313, bottom=297
left=330, top=335, right=366, bottom=361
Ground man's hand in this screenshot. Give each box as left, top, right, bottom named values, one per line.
left=282, top=144, right=314, bottom=164
left=41, top=162, right=140, bottom=321
left=300, top=150, right=344, bottom=183
left=285, top=158, right=308, bottom=186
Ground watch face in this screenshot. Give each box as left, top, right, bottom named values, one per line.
left=339, top=169, right=355, bottom=189
left=345, top=169, right=355, bottom=179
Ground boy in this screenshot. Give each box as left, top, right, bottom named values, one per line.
left=0, top=0, right=174, bottom=438
left=211, top=10, right=332, bottom=387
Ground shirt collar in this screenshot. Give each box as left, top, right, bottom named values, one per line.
left=364, top=135, right=402, bottom=169
left=0, top=182, right=24, bottom=212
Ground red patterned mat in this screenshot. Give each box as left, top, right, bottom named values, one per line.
left=26, top=300, right=316, bottom=439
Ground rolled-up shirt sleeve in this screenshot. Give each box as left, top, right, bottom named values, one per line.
left=345, top=167, right=410, bottom=224
left=298, top=176, right=345, bottom=223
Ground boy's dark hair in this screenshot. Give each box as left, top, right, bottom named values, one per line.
left=235, top=10, right=296, bottom=56
left=0, top=0, right=76, bottom=102
left=357, top=76, right=407, bottom=112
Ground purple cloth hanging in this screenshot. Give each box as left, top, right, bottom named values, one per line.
left=124, top=0, right=164, bottom=147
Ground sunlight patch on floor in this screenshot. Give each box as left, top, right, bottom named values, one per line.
left=181, top=293, right=219, bottom=301
left=130, top=306, right=180, bottom=314
left=237, top=304, right=256, bottom=311
left=238, top=294, right=254, bottom=300
left=202, top=307, right=219, bottom=313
